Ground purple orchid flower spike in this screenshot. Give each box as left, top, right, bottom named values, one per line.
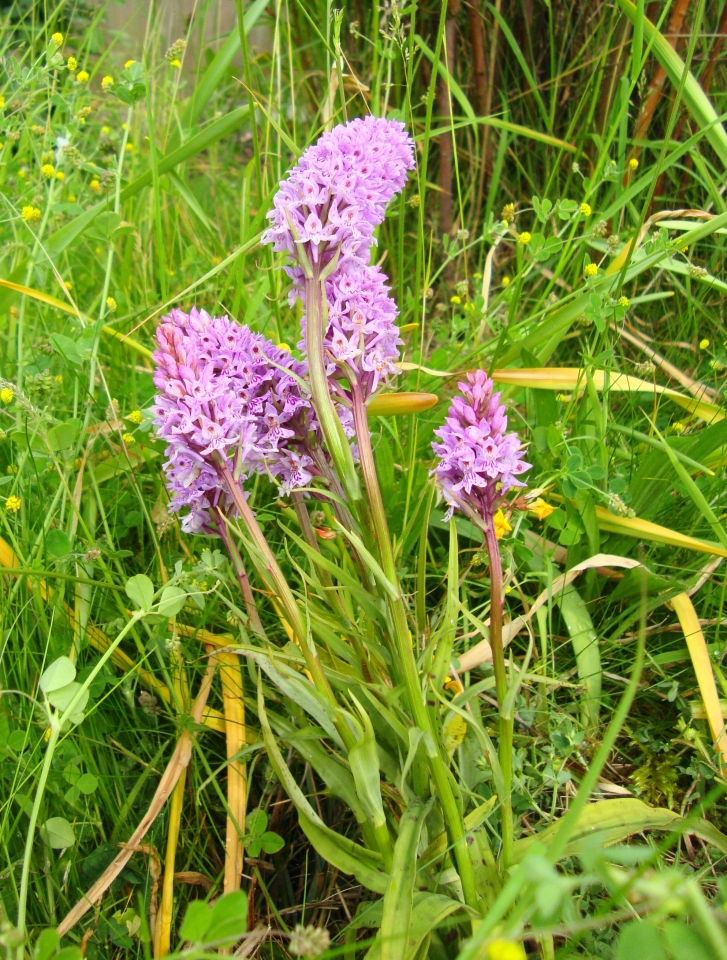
left=261, top=116, right=415, bottom=400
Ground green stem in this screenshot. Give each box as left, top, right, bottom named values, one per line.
left=304, top=272, right=360, bottom=506
left=350, top=385, right=480, bottom=914
left=16, top=721, right=59, bottom=958
left=483, top=520, right=514, bottom=869
left=215, top=459, right=354, bottom=751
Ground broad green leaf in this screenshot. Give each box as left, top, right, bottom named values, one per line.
left=259, top=831, right=285, bottom=854
left=179, top=900, right=212, bottom=944
left=42, top=817, right=75, bottom=849
left=76, top=773, right=98, bottom=795
left=557, top=582, right=601, bottom=728
left=40, top=656, right=75, bottom=694
left=45, top=530, right=72, bottom=558
left=33, top=929, right=60, bottom=960
left=347, top=696, right=387, bottom=830
left=47, top=682, right=89, bottom=716
left=205, top=890, right=248, bottom=946
left=662, top=920, right=713, bottom=960
left=156, top=585, right=186, bottom=617
left=125, top=574, right=154, bottom=612
left=378, top=800, right=427, bottom=960
left=246, top=809, right=267, bottom=837
left=616, top=919, right=667, bottom=960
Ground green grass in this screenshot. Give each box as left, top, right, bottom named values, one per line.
left=1, top=1, right=727, bottom=958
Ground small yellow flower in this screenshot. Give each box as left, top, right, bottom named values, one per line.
left=277, top=343, right=291, bottom=352
left=55, top=170, right=65, bottom=181
left=6, top=495, right=21, bottom=514
left=89, top=179, right=101, bottom=193
left=7, top=464, right=18, bottom=474
left=579, top=202, right=592, bottom=216
left=125, top=143, right=134, bottom=152
left=69, top=194, right=76, bottom=202
left=486, top=940, right=526, bottom=960
left=444, top=677, right=464, bottom=695
left=517, top=231, right=531, bottom=246
left=122, top=432, right=136, bottom=445
left=450, top=295, right=461, bottom=305
left=31, top=124, right=45, bottom=135
left=699, top=338, right=710, bottom=350
left=121, top=122, right=128, bottom=130
left=18, top=169, right=26, bottom=179
left=618, top=295, right=630, bottom=308
left=128, top=410, right=143, bottom=425
left=101, top=75, right=114, bottom=92
left=101, top=125, right=111, bottom=135
left=628, top=157, right=639, bottom=171
left=0, top=96, right=4, bottom=110
left=51, top=32, right=63, bottom=47
left=530, top=497, right=555, bottom=521
left=493, top=509, right=512, bottom=540
left=170, top=58, right=182, bottom=69
left=76, top=70, right=89, bottom=83
left=124, top=59, right=136, bottom=69
left=673, top=421, right=685, bottom=434
left=41, top=163, right=55, bottom=179
left=66, top=56, right=77, bottom=71
left=106, top=296, right=117, bottom=312
left=584, top=263, right=598, bottom=278
left=501, top=202, right=515, bottom=224
left=54, top=375, right=63, bottom=385
left=63, top=280, right=72, bottom=290
left=502, top=276, right=510, bottom=287
left=21, top=206, right=41, bottom=223
left=0, top=388, right=14, bottom=403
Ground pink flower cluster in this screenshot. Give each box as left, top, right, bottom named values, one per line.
left=261, top=116, right=415, bottom=396
left=153, top=308, right=336, bottom=533
left=431, top=371, right=531, bottom=524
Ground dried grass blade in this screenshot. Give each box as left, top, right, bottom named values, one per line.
left=218, top=651, right=247, bottom=893
left=57, top=663, right=216, bottom=936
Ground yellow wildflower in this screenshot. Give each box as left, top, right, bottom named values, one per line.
left=450, top=295, right=461, bottom=305
left=54, top=375, right=63, bottom=385
left=444, top=677, right=464, bottom=695
left=618, top=295, right=630, bottom=308
left=673, top=421, right=685, bottom=434
left=55, top=170, right=65, bottom=181
left=102, top=75, right=114, bottom=92
left=101, top=125, right=110, bottom=135
left=501, top=202, right=515, bottom=223
left=517, top=231, right=531, bottom=245
left=121, top=122, right=127, bottom=130
left=128, top=410, right=143, bottom=425
left=67, top=56, right=77, bottom=72
left=502, top=276, right=510, bottom=288
left=0, top=388, right=14, bottom=404
left=21, top=206, right=41, bottom=223
left=124, top=59, right=136, bottom=69
left=170, top=58, right=182, bottom=68
left=486, top=940, right=526, bottom=960
left=106, top=297, right=117, bottom=312
left=628, top=157, right=639, bottom=171
left=76, top=69, right=89, bottom=83
left=0, top=96, right=4, bottom=110
left=125, top=143, right=134, bottom=152
left=579, top=202, right=592, bottom=216
left=51, top=32, right=63, bottom=47
left=493, top=509, right=512, bottom=540
left=6, top=495, right=21, bottom=513
left=122, top=432, right=136, bottom=445
left=699, top=338, right=710, bottom=350
left=584, top=263, right=598, bottom=278
left=277, top=343, right=291, bottom=352
left=89, top=179, right=101, bottom=193
left=41, top=163, right=55, bottom=179
left=530, top=497, right=555, bottom=521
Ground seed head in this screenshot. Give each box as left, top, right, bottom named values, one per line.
left=289, top=924, right=331, bottom=958
left=501, top=202, right=515, bottom=224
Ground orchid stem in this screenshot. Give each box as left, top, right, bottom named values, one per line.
left=350, top=384, right=481, bottom=914
left=484, top=520, right=514, bottom=869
